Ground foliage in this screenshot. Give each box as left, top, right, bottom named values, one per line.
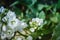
left=0, top=0, right=60, bottom=40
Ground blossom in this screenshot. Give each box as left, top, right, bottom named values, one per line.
left=27, top=36, right=33, bottom=40
left=6, top=30, right=15, bottom=39
left=30, top=18, right=43, bottom=26
left=38, top=36, right=42, bottom=39
left=2, top=10, right=28, bottom=32
left=1, top=32, right=6, bottom=39
left=30, top=28, right=35, bottom=32
left=1, top=10, right=28, bottom=39
left=2, top=10, right=16, bottom=22
left=7, top=18, right=28, bottom=32
left=1, top=29, right=15, bottom=39
left=6, top=10, right=28, bottom=32
left=16, top=37, right=22, bottom=40
left=7, top=19, right=19, bottom=30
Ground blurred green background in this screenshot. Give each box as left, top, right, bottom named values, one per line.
left=0, top=0, right=60, bottom=40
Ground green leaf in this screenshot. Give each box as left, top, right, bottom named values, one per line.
left=50, top=17, right=58, bottom=23
left=37, top=4, right=44, bottom=11
left=31, top=0, right=37, bottom=6
left=26, top=9, right=36, bottom=18
left=50, top=12, right=60, bottom=23
left=27, top=0, right=37, bottom=7
left=52, top=23, right=60, bottom=40
left=46, top=6, right=52, bottom=11
left=37, top=4, right=49, bottom=11
left=38, top=11, right=45, bottom=19
left=10, top=1, right=19, bottom=7
left=56, top=13, right=60, bottom=22
left=56, top=0, right=60, bottom=8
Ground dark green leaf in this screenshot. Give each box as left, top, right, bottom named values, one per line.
left=38, top=11, right=45, bottom=19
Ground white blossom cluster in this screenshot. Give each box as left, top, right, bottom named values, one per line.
left=29, top=18, right=43, bottom=26
left=0, top=7, right=28, bottom=40
left=0, top=6, right=44, bottom=40
left=29, top=18, right=43, bottom=32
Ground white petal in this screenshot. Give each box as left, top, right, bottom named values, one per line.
left=2, top=25, right=6, bottom=31
left=30, top=28, right=35, bottom=32
left=32, top=18, right=43, bottom=26
left=38, top=36, right=42, bottom=39
left=1, top=33, right=6, bottom=39
left=17, top=37, right=22, bottom=40
left=6, top=30, right=14, bottom=39
left=7, top=18, right=19, bottom=29
left=27, top=36, right=33, bottom=40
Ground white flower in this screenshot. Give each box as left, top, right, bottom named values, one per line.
left=1, top=10, right=29, bottom=40
left=29, top=22, right=32, bottom=25
left=2, top=10, right=16, bottom=22
left=7, top=18, right=28, bottom=32
left=30, top=28, right=35, bottom=32
left=1, top=32, right=6, bottom=39
left=38, top=36, right=42, bottom=39
left=1, top=30, right=14, bottom=39
left=17, top=37, right=22, bottom=40
left=5, top=10, right=28, bottom=32
left=6, top=30, right=14, bottom=39
left=32, top=18, right=43, bottom=26
left=7, top=19, right=19, bottom=30
left=0, top=6, right=5, bottom=13
left=27, top=36, right=33, bottom=40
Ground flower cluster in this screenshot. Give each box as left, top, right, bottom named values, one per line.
left=29, top=18, right=43, bottom=26
left=0, top=6, right=44, bottom=40
left=0, top=7, right=28, bottom=40
left=29, top=18, right=43, bottom=31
